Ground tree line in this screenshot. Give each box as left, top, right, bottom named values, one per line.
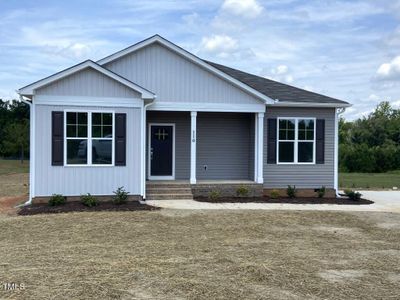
left=0, top=99, right=29, bottom=162
left=340, top=101, right=400, bottom=173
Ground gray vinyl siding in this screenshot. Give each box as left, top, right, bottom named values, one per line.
left=146, top=111, right=190, bottom=180
left=104, top=43, right=262, bottom=105
left=36, top=68, right=140, bottom=98
left=264, top=107, right=335, bottom=188
left=34, top=104, right=142, bottom=196
left=197, top=113, right=253, bottom=180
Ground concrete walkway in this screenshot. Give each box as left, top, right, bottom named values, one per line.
left=146, top=191, right=400, bottom=213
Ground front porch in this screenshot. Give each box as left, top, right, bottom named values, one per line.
left=146, top=111, right=264, bottom=185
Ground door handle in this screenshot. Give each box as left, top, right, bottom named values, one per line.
left=150, top=147, right=153, bottom=160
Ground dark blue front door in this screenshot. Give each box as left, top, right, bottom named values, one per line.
left=150, top=125, right=173, bottom=177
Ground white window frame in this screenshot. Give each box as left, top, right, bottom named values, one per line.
left=64, top=110, right=115, bottom=167
left=277, top=117, right=316, bottom=165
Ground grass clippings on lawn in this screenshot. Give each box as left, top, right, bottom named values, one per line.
left=0, top=210, right=399, bottom=299
left=195, top=196, right=374, bottom=205
left=18, top=201, right=160, bottom=215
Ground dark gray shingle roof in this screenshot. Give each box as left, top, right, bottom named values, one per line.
left=205, top=60, right=349, bottom=105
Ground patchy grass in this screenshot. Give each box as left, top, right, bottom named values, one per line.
left=340, top=171, right=400, bottom=189
left=0, top=159, right=29, bottom=198
left=0, top=210, right=399, bottom=299
left=0, top=159, right=29, bottom=175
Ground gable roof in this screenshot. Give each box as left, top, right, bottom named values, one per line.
left=97, top=35, right=274, bottom=105
left=18, top=60, right=155, bottom=99
left=205, top=61, right=350, bottom=107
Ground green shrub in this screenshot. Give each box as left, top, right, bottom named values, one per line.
left=317, top=186, right=326, bottom=198
left=209, top=190, right=221, bottom=201
left=344, top=189, right=362, bottom=201
left=48, top=194, right=66, bottom=206
left=113, top=186, right=129, bottom=205
left=286, top=185, right=297, bottom=198
left=270, top=189, right=280, bottom=199
left=236, top=185, right=249, bottom=197
left=81, top=193, right=98, bottom=207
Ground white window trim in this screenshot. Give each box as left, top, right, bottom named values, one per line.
left=277, top=117, right=316, bottom=165
left=64, top=109, right=115, bottom=167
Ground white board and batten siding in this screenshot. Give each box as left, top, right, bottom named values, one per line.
left=35, top=68, right=141, bottom=99
left=33, top=68, right=143, bottom=197
left=103, top=43, right=264, bottom=107
left=264, top=107, right=335, bottom=189
left=34, top=105, right=142, bottom=197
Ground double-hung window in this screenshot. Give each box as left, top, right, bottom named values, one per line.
left=65, top=111, right=114, bottom=166
left=277, top=118, right=315, bottom=164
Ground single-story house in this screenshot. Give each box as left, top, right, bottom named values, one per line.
left=18, top=35, right=350, bottom=203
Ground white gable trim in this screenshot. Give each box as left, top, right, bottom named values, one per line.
left=34, top=95, right=143, bottom=108
left=18, top=60, right=155, bottom=100
left=97, top=35, right=274, bottom=105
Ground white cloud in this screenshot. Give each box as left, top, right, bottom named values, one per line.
left=268, top=65, right=294, bottom=83
left=376, top=56, right=400, bottom=80
left=201, top=35, right=238, bottom=54
left=221, top=0, right=264, bottom=18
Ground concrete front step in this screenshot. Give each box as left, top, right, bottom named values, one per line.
left=146, top=183, right=191, bottom=189
left=146, top=194, right=194, bottom=200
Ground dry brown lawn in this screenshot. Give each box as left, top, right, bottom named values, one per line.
left=0, top=209, right=399, bottom=299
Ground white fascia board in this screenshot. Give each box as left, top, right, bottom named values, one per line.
left=269, top=101, right=351, bottom=108
left=17, top=60, right=155, bottom=100
left=34, top=95, right=143, bottom=108
left=97, top=35, right=274, bottom=105
left=147, top=101, right=266, bottom=113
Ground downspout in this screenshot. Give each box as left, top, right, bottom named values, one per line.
left=141, top=99, right=155, bottom=202
left=18, top=94, right=34, bottom=205
left=334, top=107, right=346, bottom=197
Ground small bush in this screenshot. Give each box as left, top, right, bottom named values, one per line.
left=286, top=185, right=297, bottom=198
left=344, top=189, right=362, bottom=201
left=209, top=190, right=221, bottom=201
left=113, top=186, right=129, bottom=205
left=48, top=194, right=66, bottom=206
left=236, top=185, right=249, bottom=197
left=81, top=193, right=98, bottom=207
left=270, top=189, right=280, bottom=199
left=317, top=186, right=326, bottom=198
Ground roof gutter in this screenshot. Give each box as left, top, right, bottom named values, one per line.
left=334, top=107, right=346, bottom=198
left=140, top=99, right=155, bottom=202
left=270, top=101, right=352, bottom=108
left=17, top=94, right=34, bottom=206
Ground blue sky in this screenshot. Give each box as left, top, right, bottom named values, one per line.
left=1, top=0, right=399, bottom=120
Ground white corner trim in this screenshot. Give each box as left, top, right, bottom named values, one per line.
left=190, top=111, right=197, bottom=184
left=147, top=101, right=266, bottom=113
left=256, top=112, right=264, bottom=184
left=34, top=95, right=143, bottom=108
left=18, top=60, right=155, bottom=100
left=97, top=35, right=274, bottom=105
left=270, top=101, right=351, bottom=108
left=334, top=108, right=345, bottom=195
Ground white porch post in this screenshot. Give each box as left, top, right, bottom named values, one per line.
left=254, top=113, right=258, bottom=181
left=190, top=111, right=197, bottom=184
left=256, top=112, right=264, bottom=184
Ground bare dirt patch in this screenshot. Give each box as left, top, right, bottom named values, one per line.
left=318, top=269, right=365, bottom=283
left=0, top=195, right=26, bottom=215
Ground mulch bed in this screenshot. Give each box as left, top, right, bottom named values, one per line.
left=195, top=196, right=374, bottom=205
left=18, top=201, right=160, bottom=216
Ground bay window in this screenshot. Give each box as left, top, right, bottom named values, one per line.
left=277, top=118, right=315, bottom=164
left=65, top=111, right=114, bottom=166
